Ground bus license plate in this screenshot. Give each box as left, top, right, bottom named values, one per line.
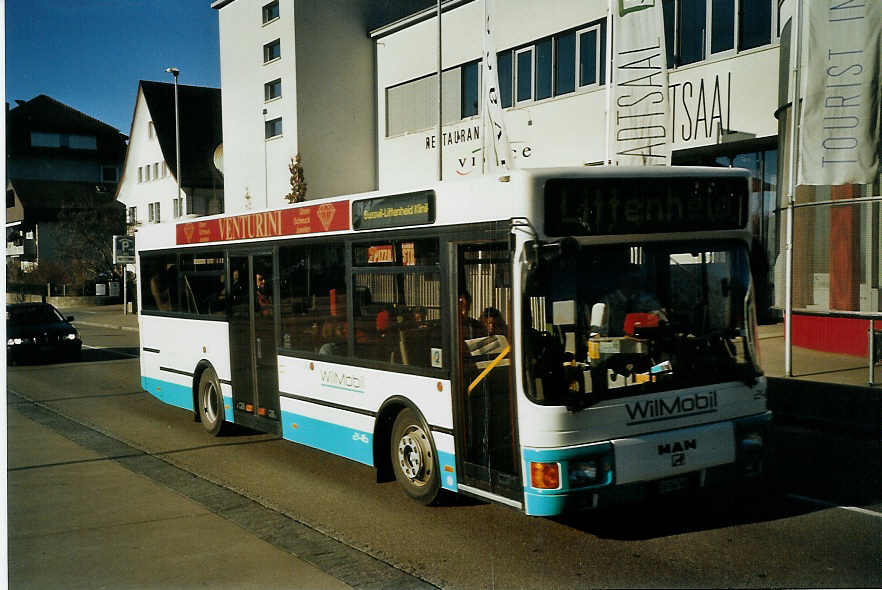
left=658, top=475, right=690, bottom=494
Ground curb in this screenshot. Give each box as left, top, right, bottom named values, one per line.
left=72, top=320, right=139, bottom=333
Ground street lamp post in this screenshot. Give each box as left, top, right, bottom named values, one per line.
left=165, top=67, right=182, bottom=217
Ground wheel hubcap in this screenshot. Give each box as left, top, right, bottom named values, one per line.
left=397, top=426, right=431, bottom=485
left=202, top=383, right=218, bottom=423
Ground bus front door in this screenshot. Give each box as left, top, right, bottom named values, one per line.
left=228, top=253, right=281, bottom=434
left=454, top=241, right=522, bottom=503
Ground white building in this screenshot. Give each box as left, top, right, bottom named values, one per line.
left=212, top=0, right=430, bottom=212
left=116, top=81, right=224, bottom=228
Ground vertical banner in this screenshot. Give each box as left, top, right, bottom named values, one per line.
left=612, top=0, right=671, bottom=166
left=798, top=1, right=880, bottom=186
left=482, top=0, right=512, bottom=171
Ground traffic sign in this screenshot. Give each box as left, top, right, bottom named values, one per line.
left=113, top=235, right=135, bottom=264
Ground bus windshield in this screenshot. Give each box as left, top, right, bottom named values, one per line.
left=523, top=240, right=761, bottom=408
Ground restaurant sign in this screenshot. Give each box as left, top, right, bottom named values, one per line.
left=176, top=201, right=349, bottom=245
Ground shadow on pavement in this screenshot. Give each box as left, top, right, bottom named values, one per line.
left=555, top=487, right=821, bottom=541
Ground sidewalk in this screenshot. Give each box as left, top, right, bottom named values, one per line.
left=757, top=323, right=879, bottom=387
left=8, top=394, right=352, bottom=590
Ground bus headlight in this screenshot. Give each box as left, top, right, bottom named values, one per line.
left=569, top=456, right=612, bottom=488
left=64, top=332, right=78, bottom=341
left=740, top=431, right=764, bottom=452
left=7, top=338, right=23, bottom=346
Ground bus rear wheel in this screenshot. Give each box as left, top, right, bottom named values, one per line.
left=197, top=367, right=226, bottom=436
left=390, top=408, right=440, bottom=505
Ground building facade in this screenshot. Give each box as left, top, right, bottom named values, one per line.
left=373, top=0, right=782, bottom=318
left=6, top=95, right=127, bottom=273
left=116, top=81, right=224, bottom=229
left=211, top=0, right=431, bottom=213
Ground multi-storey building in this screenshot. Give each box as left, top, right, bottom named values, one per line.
left=210, top=0, right=431, bottom=212
left=6, top=95, right=127, bottom=272
left=212, top=0, right=880, bottom=356
left=116, top=81, right=224, bottom=228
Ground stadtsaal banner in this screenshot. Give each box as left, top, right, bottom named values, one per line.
left=612, top=0, right=671, bottom=166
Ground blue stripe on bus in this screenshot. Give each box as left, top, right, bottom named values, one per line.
left=281, top=410, right=374, bottom=466
left=142, top=376, right=193, bottom=411
left=437, top=449, right=457, bottom=492
left=141, top=376, right=234, bottom=422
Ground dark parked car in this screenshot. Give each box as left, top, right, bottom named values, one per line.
left=6, top=303, right=82, bottom=364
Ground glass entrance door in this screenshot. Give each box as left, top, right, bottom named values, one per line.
left=229, top=253, right=281, bottom=434
left=455, top=241, right=521, bottom=499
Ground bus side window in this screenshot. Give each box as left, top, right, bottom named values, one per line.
left=278, top=243, right=346, bottom=354
left=141, top=254, right=179, bottom=312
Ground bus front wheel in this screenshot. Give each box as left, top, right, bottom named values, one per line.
left=390, top=408, right=440, bottom=505
left=197, top=367, right=226, bottom=436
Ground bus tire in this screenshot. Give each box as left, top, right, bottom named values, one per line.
left=390, top=407, right=440, bottom=505
left=197, top=367, right=226, bottom=436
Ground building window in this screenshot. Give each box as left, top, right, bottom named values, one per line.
left=555, top=31, right=577, bottom=95
left=461, top=62, right=479, bottom=118
left=154, top=162, right=159, bottom=179
left=264, top=39, right=281, bottom=63
left=711, top=0, right=735, bottom=54
left=578, top=27, right=600, bottom=87
left=145, top=165, right=151, bottom=182
left=498, top=50, right=513, bottom=108
left=516, top=47, right=533, bottom=103
left=162, top=162, right=168, bottom=177
left=535, top=38, right=553, bottom=100
left=739, top=0, right=772, bottom=50
left=265, top=78, right=282, bottom=101
left=664, top=0, right=774, bottom=67
left=174, top=198, right=184, bottom=219
left=29, top=132, right=96, bottom=150
left=127, top=206, right=138, bottom=224
left=102, top=166, right=118, bottom=183
left=138, top=167, right=143, bottom=183
left=262, top=1, right=279, bottom=24
left=30, top=132, right=62, bottom=148
left=265, top=117, right=283, bottom=139
left=148, top=121, right=155, bottom=139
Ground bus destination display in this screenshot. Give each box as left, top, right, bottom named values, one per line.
left=352, top=190, right=435, bottom=231
left=544, top=177, right=748, bottom=236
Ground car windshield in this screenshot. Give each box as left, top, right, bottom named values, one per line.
left=523, top=240, right=761, bottom=408
left=7, top=305, right=65, bottom=325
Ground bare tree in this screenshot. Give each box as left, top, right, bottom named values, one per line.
left=55, top=196, right=125, bottom=286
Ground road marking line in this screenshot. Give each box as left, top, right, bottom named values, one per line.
left=82, top=344, right=139, bottom=359
left=786, top=493, right=882, bottom=519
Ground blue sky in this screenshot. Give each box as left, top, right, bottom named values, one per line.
left=6, top=0, right=220, bottom=135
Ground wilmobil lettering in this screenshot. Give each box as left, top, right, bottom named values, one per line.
left=626, top=391, right=718, bottom=424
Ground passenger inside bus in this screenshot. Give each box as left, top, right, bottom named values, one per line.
left=255, top=273, right=272, bottom=315
left=149, top=264, right=177, bottom=311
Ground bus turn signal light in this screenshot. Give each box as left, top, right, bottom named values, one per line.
left=530, top=462, right=560, bottom=489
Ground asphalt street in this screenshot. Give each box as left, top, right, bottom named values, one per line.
left=6, top=322, right=881, bottom=589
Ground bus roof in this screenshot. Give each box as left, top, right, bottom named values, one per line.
left=135, top=166, right=751, bottom=252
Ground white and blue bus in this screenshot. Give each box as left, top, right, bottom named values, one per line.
left=135, top=166, right=768, bottom=516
